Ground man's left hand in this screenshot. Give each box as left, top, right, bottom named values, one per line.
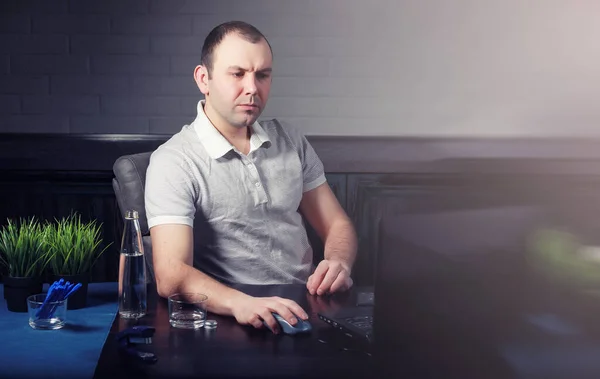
left=307, top=259, right=353, bottom=296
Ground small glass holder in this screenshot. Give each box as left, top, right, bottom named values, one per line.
left=27, top=294, right=67, bottom=330
left=168, top=293, right=208, bottom=329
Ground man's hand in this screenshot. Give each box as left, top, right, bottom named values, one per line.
left=231, top=294, right=309, bottom=334
left=307, top=259, right=353, bottom=296
left=305, top=290, right=343, bottom=318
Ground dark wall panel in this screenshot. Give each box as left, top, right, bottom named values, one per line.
left=4, top=133, right=600, bottom=286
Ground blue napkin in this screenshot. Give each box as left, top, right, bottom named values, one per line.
left=0, top=282, right=119, bottom=379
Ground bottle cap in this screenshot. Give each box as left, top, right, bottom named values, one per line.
left=125, top=210, right=139, bottom=219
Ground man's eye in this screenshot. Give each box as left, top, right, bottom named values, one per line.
left=232, top=72, right=243, bottom=78
left=257, top=73, right=270, bottom=80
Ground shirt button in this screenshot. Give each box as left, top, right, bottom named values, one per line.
left=255, top=182, right=261, bottom=187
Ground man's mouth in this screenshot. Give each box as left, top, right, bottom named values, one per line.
left=238, top=104, right=260, bottom=111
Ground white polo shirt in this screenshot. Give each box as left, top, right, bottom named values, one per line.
left=145, top=100, right=327, bottom=285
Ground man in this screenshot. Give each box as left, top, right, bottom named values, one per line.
left=145, top=21, right=358, bottom=334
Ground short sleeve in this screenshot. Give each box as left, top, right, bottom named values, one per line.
left=279, top=120, right=327, bottom=192
left=145, top=147, right=197, bottom=229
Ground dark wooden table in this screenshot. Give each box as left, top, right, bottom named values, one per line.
left=94, top=284, right=374, bottom=379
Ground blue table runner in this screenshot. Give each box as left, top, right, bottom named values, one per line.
left=0, top=282, right=118, bottom=379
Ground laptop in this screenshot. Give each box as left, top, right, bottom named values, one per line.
left=372, top=202, right=600, bottom=378
left=317, top=289, right=375, bottom=343
left=315, top=205, right=536, bottom=345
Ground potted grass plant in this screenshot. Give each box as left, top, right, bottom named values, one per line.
left=0, top=217, right=52, bottom=312
left=45, top=213, right=110, bottom=309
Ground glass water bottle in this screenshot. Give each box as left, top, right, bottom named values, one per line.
left=118, top=210, right=147, bottom=319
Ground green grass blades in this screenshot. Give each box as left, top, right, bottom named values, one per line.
left=46, top=213, right=111, bottom=276
left=0, top=217, right=52, bottom=277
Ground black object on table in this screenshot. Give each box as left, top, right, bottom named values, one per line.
left=116, top=325, right=158, bottom=364
left=94, top=284, right=374, bottom=379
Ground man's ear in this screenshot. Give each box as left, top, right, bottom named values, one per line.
left=194, top=65, right=209, bottom=95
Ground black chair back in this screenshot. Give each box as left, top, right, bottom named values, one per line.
left=112, top=152, right=155, bottom=283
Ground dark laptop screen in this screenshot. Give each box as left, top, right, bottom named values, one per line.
left=373, top=192, right=600, bottom=379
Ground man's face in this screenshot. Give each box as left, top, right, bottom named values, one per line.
left=201, top=33, right=273, bottom=129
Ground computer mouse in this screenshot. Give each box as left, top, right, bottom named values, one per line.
left=264, top=312, right=312, bottom=335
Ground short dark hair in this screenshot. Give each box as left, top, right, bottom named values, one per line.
left=200, top=21, right=272, bottom=77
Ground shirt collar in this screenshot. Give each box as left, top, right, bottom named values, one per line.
left=192, top=100, right=271, bottom=159
left=249, top=120, right=271, bottom=151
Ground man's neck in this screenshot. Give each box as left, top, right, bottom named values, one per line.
left=203, top=101, right=251, bottom=154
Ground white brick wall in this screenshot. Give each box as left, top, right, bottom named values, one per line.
left=1, top=0, right=600, bottom=136
left=22, top=95, right=99, bottom=114
left=0, top=75, right=48, bottom=94
left=91, top=55, right=169, bottom=75
left=0, top=95, right=20, bottom=114
left=12, top=55, right=89, bottom=74
left=0, top=55, right=9, bottom=75
left=32, top=15, right=110, bottom=33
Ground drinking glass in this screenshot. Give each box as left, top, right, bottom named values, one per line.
left=27, top=294, right=67, bottom=330
left=168, top=293, right=208, bottom=329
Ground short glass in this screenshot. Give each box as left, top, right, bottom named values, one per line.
left=27, top=294, right=67, bottom=330
left=168, top=293, right=208, bottom=329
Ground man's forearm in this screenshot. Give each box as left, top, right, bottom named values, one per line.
left=323, top=219, right=358, bottom=271
left=155, top=262, right=247, bottom=316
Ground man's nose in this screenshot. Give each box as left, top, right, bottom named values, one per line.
left=244, top=74, right=258, bottom=95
